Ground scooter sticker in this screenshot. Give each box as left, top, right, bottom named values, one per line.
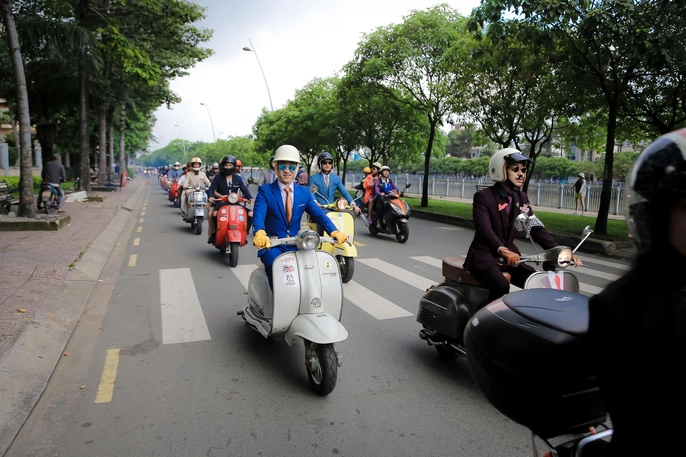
left=283, top=272, right=297, bottom=287
left=282, top=264, right=295, bottom=273
left=311, top=297, right=323, bottom=309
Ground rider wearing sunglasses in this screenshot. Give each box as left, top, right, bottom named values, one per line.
left=252, top=145, right=348, bottom=288
left=462, top=148, right=582, bottom=303
left=309, top=152, right=360, bottom=216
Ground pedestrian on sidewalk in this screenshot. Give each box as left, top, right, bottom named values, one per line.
left=573, top=172, right=587, bottom=215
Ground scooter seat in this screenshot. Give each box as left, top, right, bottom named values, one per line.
left=442, top=257, right=511, bottom=287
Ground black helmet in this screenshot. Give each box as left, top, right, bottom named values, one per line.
left=626, top=128, right=686, bottom=252
left=318, top=152, right=334, bottom=169
left=220, top=155, right=237, bottom=175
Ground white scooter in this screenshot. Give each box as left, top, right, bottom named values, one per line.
left=238, top=229, right=348, bottom=396
left=183, top=184, right=208, bottom=235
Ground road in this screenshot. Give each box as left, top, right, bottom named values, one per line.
left=6, top=177, right=628, bottom=457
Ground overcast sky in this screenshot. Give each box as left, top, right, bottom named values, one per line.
left=149, top=0, right=482, bottom=150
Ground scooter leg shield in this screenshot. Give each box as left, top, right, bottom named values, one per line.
left=285, top=314, right=348, bottom=346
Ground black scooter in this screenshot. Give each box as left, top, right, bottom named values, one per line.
left=368, top=183, right=412, bottom=243
left=417, top=214, right=611, bottom=456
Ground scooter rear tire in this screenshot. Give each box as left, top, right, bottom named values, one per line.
left=305, top=341, right=338, bottom=396
left=194, top=217, right=203, bottom=235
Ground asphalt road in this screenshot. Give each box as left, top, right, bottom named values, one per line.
left=5, top=177, right=630, bottom=457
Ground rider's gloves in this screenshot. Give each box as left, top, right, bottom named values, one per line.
left=331, top=230, right=348, bottom=245
left=499, top=247, right=520, bottom=266
left=253, top=230, right=271, bottom=249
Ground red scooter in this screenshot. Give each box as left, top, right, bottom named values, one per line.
left=168, top=180, right=180, bottom=208
left=212, top=192, right=252, bottom=267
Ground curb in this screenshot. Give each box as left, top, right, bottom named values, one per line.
left=0, top=182, right=146, bottom=455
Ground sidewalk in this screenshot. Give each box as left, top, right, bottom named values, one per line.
left=0, top=178, right=146, bottom=455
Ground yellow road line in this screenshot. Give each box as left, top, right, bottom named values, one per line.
left=133, top=238, right=140, bottom=246
left=94, top=348, right=120, bottom=404
left=136, top=226, right=142, bottom=233
left=128, top=254, right=137, bottom=267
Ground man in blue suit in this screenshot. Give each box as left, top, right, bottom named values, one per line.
left=309, top=151, right=359, bottom=212
left=252, top=145, right=348, bottom=288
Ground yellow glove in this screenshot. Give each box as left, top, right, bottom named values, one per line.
left=253, top=230, right=270, bottom=249
left=331, top=230, right=348, bottom=245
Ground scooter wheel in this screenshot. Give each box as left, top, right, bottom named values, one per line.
left=337, top=256, right=354, bottom=284
left=305, top=341, right=338, bottom=396
left=395, top=223, right=409, bottom=243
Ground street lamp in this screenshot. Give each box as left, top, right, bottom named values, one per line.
left=174, top=123, right=187, bottom=155
left=242, top=38, right=274, bottom=112
left=199, top=102, right=216, bottom=142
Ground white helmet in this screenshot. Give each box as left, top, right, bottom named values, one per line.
left=190, top=157, right=202, bottom=170
left=489, top=148, right=530, bottom=182
left=273, top=145, right=300, bottom=163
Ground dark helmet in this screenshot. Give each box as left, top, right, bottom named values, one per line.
left=220, top=155, right=237, bottom=175
left=318, top=152, right=334, bottom=169
left=626, top=128, right=686, bottom=252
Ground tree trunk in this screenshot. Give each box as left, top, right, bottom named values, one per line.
left=1, top=0, right=35, bottom=217
left=119, top=102, right=126, bottom=176
left=97, top=100, right=107, bottom=184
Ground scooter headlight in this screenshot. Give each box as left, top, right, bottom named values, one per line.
left=335, top=198, right=348, bottom=211
left=299, top=230, right=321, bottom=250
left=556, top=247, right=574, bottom=268
left=228, top=193, right=239, bottom=204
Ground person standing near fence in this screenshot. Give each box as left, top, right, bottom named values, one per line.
left=573, top=172, right=587, bottom=215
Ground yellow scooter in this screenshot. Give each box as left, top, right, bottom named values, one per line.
left=307, top=187, right=359, bottom=283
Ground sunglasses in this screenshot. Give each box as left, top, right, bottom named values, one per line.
left=278, top=164, right=298, bottom=172
left=321, top=161, right=333, bottom=165
left=509, top=166, right=528, bottom=173
left=212, top=167, right=219, bottom=170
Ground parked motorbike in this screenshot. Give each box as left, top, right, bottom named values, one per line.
left=72, top=175, right=98, bottom=191
left=168, top=180, right=180, bottom=207
left=212, top=192, right=251, bottom=267
left=238, top=229, right=348, bottom=396
left=307, top=186, right=359, bottom=283
left=182, top=185, right=208, bottom=235
left=416, top=212, right=593, bottom=359
left=38, top=183, right=60, bottom=214
left=368, top=183, right=411, bottom=243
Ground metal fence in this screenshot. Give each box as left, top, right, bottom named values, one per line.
left=345, top=173, right=627, bottom=216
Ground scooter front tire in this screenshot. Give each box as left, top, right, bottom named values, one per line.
left=228, top=241, right=239, bottom=267
left=194, top=216, right=203, bottom=235
left=337, top=255, right=354, bottom=283
left=395, top=222, right=409, bottom=243
left=305, top=341, right=338, bottom=396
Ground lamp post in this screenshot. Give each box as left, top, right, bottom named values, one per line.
left=242, top=38, right=274, bottom=112
left=174, top=123, right=187, bottom=155
left=199, top=102, right=216, bottom=142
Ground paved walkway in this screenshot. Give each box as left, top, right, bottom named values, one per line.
left=0, top=178, right=146, bottom=455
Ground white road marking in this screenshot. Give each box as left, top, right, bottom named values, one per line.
left=233, top=264, right=258, bottom=290
left=358, top=258, right=434, bottom=291
left=344, top=281, right=413, bottom=319
left=160, top=268, right=211, bottom=344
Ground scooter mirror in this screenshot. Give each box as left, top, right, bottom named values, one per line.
left=310, top=185, right=318, bottom=194
left=514, top=213, right=529, bottom=232
left=404, top=183, right=411, bottom=189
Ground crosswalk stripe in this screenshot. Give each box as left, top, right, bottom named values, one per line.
left=357, top=258, right=435, bottom=291
left=233, top=264, right=258, bottom=290
left=160, top=268, right=211, bottom=344
left=344, top=281, right=413, bottom=319
left=411, top=256, right=442, bottom=268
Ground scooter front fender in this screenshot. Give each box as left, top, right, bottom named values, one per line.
left=332, top=242, right=358, bottom=257
left=285, top=313, right=348, bottom=346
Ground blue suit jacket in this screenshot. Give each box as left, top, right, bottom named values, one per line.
left=309, top=172, right=354, bottom=206
left=252, top=181, right=339, bottom=258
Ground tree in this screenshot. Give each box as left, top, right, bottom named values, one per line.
left=1, top=0, right=34, bottom=217
left=348, top=5, right=476, bottom=207
left=474, top=0, right=686, bottom=235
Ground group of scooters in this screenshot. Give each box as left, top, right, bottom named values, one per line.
left=160, top=170, right=612, bottom=454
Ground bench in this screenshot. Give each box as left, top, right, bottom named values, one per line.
left=0, top=180, right=20, bottom=214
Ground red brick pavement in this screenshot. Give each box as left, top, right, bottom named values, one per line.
left=0, top=180, right=140, bottom=357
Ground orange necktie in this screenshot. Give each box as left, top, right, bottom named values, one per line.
left=284, top=187, right=292, bottom=223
